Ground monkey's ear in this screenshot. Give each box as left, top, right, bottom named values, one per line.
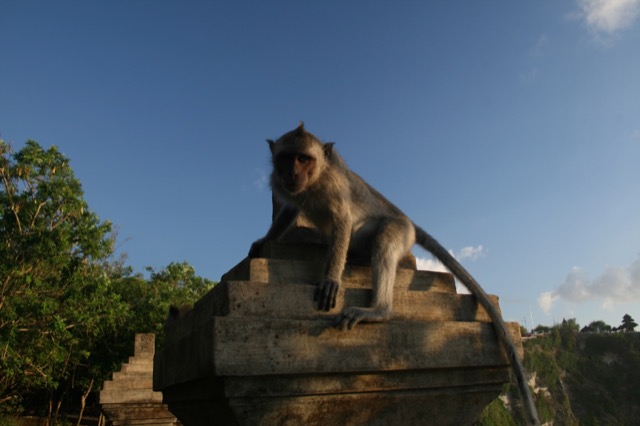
left=323, top=142, right=335, bottom=159
left=266, top=139, right=275, bottom=153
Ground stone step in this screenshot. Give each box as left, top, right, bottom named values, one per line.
left=221, top=280, right=500, bottom=322
left=127, top=356, right=154, bottom=365
left=99, top=404, right=176, bottom=426
left=165, top=277, right=497, bottom=346
left=210, top=317, right=522, bottom=377
left=156, top=316, right=521, bottom=388
left=102, top=378, right=153, bottom=391
left=221, top=257, right=455, bottom=293
left=99, top=388, right=163, bottom=404
left=120, top=360, right=153, bottom=373
left=127, top=354, right=154, bottom=364
left=112, top=370, right=150, bottom=381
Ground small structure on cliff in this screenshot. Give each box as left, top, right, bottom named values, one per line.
left=100, top=333, right=178, bottom=425
left=154, top=228, right=522, bottom=426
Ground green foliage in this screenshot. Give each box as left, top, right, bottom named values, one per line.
left=582, top=320, right=612, bottom=333
left=1, top=141, right=123, bottom=417
left=516, top=324, right=640, bottom=426
left=0, top=140, right=216, bottom=419
left=475, top=397, right=517, bottom=426
left=108, top=260, right=215, bottom=353
left=532, top=324, right=551, bottom=334
left=619, top=314, right=637, bottom=332
left=534, top=392, right=557, bottom=424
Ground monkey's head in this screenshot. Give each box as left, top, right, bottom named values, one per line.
left=268, top=123, right=334, bottom=195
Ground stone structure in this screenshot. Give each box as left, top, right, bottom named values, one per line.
left=154, top=238, right=523, bottom=425
left=101, top=333, right=178, bottom=425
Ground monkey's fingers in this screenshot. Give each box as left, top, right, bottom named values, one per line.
left=338, top=309, right=364, bottom=331
left=314, top=280, right=339, bottom=311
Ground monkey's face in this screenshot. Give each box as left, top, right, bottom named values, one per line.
left=273, top=150, right=317, bottom=194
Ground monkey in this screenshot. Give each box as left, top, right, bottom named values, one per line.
left=248, top=123, right=539, bottom=426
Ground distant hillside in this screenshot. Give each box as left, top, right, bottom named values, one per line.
left=476, top=324, right=640, bottom=425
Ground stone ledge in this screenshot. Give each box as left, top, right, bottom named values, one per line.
left=154, top=248, right=523, bottom=426
left=220, top=280, right=500, bottom=322
left=155, top=316, right=520, bottom=389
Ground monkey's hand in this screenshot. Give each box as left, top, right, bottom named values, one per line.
left=248, top=238, right=266, bottom=258
left=314, top=279, right=339, bottom=311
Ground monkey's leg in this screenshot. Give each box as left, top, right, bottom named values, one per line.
left=248, top=205, right=299, bottom=258
left=339, top=218, right=414, bottom=330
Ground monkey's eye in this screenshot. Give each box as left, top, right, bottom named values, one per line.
left=297, top=154, right=311, bottom=164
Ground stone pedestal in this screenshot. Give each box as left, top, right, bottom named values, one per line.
left=101, top=333, right=178, bottom=425
left=154, top=241, right=522, bottom=426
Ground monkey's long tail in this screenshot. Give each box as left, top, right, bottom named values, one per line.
left=414, top=225, right=540, bottom=426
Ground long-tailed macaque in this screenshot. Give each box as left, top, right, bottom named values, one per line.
left=249, top=123, right=539, bottom=425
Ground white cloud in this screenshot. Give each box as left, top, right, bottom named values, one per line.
left=577, top=0, right=640, bottom=34
left=416, top=245, right=484, bottom=295
left=626, top=129, right=640, bottom=140
left=529, top=34, right=550, bottom=58
left=592, top=265, right=634, bottom=299
left=416, top=245, right=485, bottom=272
left=253, top=168, right=270, bottom=190
left=415, top=257, right=449, bottom=273
left=519, top=34, right=548, bottom=84
left=556, top=266, right=592, bottom=302
left=538, top=255, right=640, bottom=314
left=457, top=245, right=485, bottom=261
left=538, top=291, right=558, bottom=314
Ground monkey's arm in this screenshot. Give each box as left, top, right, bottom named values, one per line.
left=315, top=210, right=352, bottom=311
left=248, top=205, right=299, bottom=258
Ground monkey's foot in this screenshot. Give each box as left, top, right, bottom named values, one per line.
left=314, top=279, right=339, bottom=311
left=337, top=306, right=388, bottom=330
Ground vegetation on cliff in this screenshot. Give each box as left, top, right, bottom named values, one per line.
left=478, top=317, right=640, bottom=425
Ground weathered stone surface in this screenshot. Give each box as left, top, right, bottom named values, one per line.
left=154, top=241, right=523, bottom=426
left=259, top=235, right=418, bottom=269
left=101, top=334, right=178, bottom=425
left=216, top=280, right=499, bottom=321
left=221, top=257, right=455, bottom=292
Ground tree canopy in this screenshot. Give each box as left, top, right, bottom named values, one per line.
left=619, top=314, right=638, bottom=332
left=1, top=141, right=121, bottom=414
left=0, top=140, right=215, bottom=421
left=580, top=320, right=612, bottom=333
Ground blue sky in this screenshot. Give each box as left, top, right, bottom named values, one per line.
left=1, top=1, right=639, bottom=329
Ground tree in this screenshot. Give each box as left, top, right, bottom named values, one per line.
left=533, top=325, right=551, bottom=334
left=0, top=140, right=126, bottom=419
left=552, top=319, right=579, bottom=351
left=108, top=261, right=216, bottom=350
left=1, top=140, right=216, bottom=421
left=619, top=314, right=638, bottom=332
left=581, top=320, right=612, bottom=333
